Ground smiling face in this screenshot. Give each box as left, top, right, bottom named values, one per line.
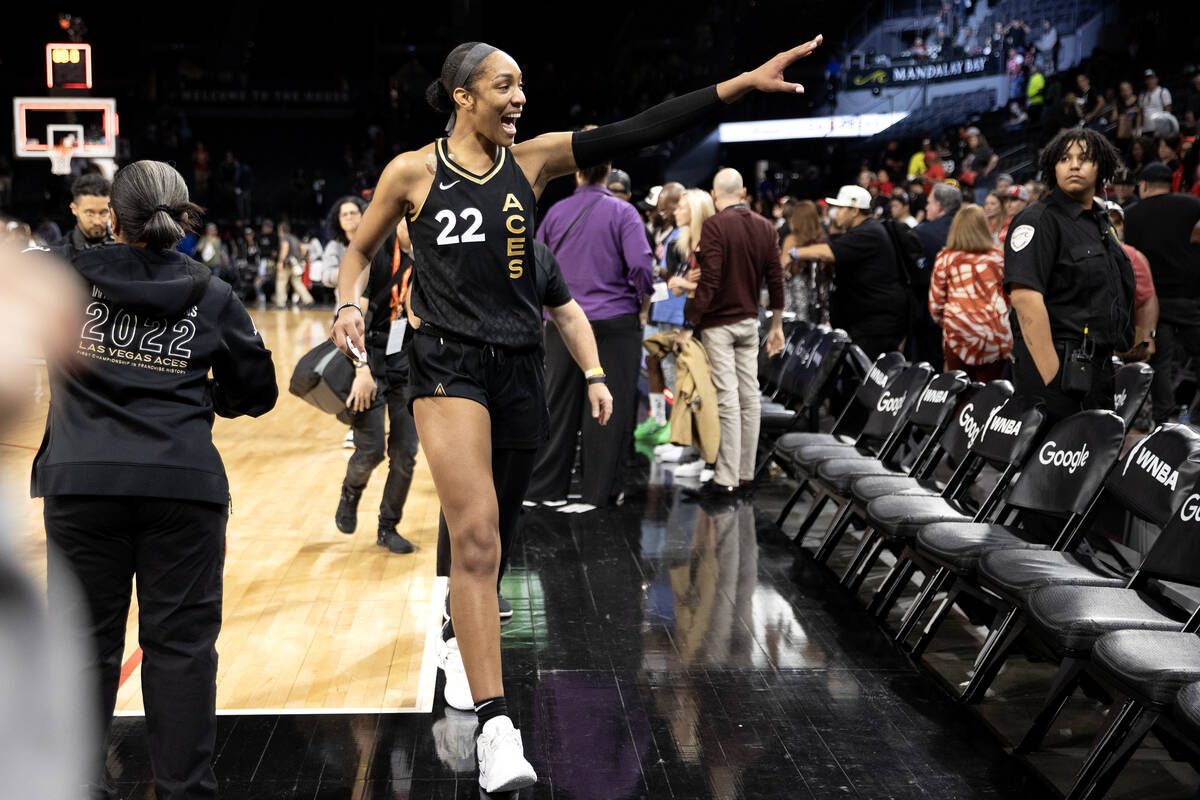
left=1054, top=140, right=1099, bottom=199
left=456, top=51, right=525, bottom=146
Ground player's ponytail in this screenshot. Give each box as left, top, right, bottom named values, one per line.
left=425, top=80, right=454, bottom=114
left=110, top=160, right=203, bottom=251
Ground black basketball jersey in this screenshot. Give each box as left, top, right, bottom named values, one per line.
left=408, top=138, right=540, bottom=348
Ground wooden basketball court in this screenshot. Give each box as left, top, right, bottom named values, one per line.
left=1, top=308, right=443, bottom=714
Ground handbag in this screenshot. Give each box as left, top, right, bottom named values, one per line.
left=288, top=338, right=357, bottom=424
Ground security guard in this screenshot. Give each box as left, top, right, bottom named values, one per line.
left=1005, top=128, right=1135, bottom=423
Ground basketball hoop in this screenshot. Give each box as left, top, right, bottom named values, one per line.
left=49, top=143, right=75, bottom=175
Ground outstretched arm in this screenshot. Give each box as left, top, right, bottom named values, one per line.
left=514, top=35, right=823, bottom=194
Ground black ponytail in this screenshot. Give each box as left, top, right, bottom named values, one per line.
left=425, top=80, right=454, bottom=114
left=110, top=160, right=203, bottom=250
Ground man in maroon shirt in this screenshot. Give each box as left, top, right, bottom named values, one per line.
left=679, top=168, right=785, bottom=500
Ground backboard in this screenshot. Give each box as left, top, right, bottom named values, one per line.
left=13, top=97, right=118, bottom=160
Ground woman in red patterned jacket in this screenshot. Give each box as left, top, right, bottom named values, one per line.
left=929, top=204, right=1013, bottom=380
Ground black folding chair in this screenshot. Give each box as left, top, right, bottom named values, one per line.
left=1113, top=361, right=1154, bottom=429
left=837, top=395, right=1047, bottom=595
left=959, top=423, right=1200, bottom=702
left=770, top=351, right=905, bottom=525
left=783, top=363, right=942, bottom=540
left=1013, top=479, right=1200, bottom=753
left=1060, top=632, right=1200, bottom=799
left=808, top=376, right=1005, bottom=568
left=895, top=410, right=1128, bottom=656
left=799, top=371, right=972, bottom=557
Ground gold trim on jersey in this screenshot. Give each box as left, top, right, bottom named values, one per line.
left=436, top=139, right=507, bottom=185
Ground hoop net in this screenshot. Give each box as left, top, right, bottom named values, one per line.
left=49, top=145, right=75, bottom=175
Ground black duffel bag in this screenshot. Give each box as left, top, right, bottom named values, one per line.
left=289, top=338, right=357, bottom=424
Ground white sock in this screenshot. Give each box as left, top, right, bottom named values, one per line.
left=649, top=393, right=667, bottom=424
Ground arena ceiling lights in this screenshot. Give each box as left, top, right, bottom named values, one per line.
left=718, top=112, right=910, bottom=142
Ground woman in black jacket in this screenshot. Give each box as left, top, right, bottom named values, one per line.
left=36, top=159, right=277, bottom=799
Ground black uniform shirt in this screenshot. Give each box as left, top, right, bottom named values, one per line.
left=827, top=217, right=910, bottom=338
left=1004, top=187, right=1135, bottom=350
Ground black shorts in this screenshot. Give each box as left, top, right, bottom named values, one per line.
left=407, top=328, right=548, bottom=449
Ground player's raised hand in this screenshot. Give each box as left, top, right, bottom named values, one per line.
left=746, top=35, right=824, bottom=94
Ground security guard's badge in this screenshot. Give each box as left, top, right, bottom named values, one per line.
left=1010, top=225, right=1035, bottom=252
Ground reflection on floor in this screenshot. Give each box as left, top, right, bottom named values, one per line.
left=107, top=446, right=1170, bottom=799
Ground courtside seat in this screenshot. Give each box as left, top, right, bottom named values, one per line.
left=849, top=473, right=944, bottom=503
left=1176, top=679, right=1200, bottom=734
left=1057, top=633, right=1200, bottom=800
left=814, top=457, right=908, bottom=493
left=1114, top=361, right=1154, bottom=429
left=976, top=549, right=1127, bottom=602
left=1026, top=585, right=1184, bottom=652
left=916, top=522, right=1049, bottom=574
left=1094, top=630, right=1200, bottom=707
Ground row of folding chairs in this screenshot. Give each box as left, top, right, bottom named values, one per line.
left=771, top=346, right=1200, bottom=797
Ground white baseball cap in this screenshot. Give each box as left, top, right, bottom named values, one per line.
left=644, top=185, right=663, bottom=206
left=824, top=185, right=873, bottom=210
left=1105, top=200, right=1125, bottom=219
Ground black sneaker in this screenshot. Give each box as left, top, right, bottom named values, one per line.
left=377, top=523, right=414, bottom=554
left=498, top=593, right=513, bottom=620
left=335, top=485, right=362, bottom=533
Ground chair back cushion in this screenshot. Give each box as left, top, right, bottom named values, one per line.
left=1005, top=410, right=1127, bottom=517
left=858, top=363, right=934, bottom=443
left=907, top=370, right=971, bottom=432
left=940, top=380, right=1014, bottom=462
left=1140, top=484, right=1200, bottom=586
left=1114, top=362, right=1154, bottom=429
left=967, top=394, right=1046, bottom=467
left=1107, top=424, right=1200, bottom=527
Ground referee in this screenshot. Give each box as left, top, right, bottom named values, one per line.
left=1005, top=128, right=1135, bottom=423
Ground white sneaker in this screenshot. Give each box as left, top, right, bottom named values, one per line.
left=437, top=638, right=474, bottom=711
left=674, top=459, right=706, bottom=477
left=342, top=429, right=355, bottom=449
left=700, top=467, right=715, bottom=482
left=655, top=444, right=687, bottom=462
left=476, top=715, right=537, bottom=792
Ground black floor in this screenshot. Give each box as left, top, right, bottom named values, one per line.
left=107, top=459, right=1060, bottom=799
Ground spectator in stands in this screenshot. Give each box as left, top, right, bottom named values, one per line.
left=1075, top=74, right=1106, bottom=128
left=907, top=137, right=933, bottom=181
left=928, top=204, right=1012, bottom=380
left=912, top=37, right=928, bottom=61
left=1138, top=69, right=1173, bottom=136
left=1129, top=135, right=1153, bottom=175
left=1115, top=81, right=1140, bottom=150
left=318, top=196, right=368, bottom=298
left=1111, top=168, right=1137, bottom=208
left=781, top=199, right=828, bottom=318
left=1107, top=201, right=1158, bottom=366
left=952, top=25, right=974, bottom=57
left=1007, top=50, right=1026, bottom=100
left=998, top=185, right=1030, bottom=243
left=1003, top=101, right=1029, bottom=132
left=272, top=221, right=313, bottom=308
left=528, top=159, right=652, bottom=508
left=1124, top=162, right=1200, bottom=422
left=1035, top=19, right=1058, bottom=70
left=790, top=185, right=909, bottom=357
left=916, top=182, right=964, bottom=270
left=882, top=141, right=906, bottom=184
left=923, top=150, right=947, bottom=184
left=994, top=173, right=1014, bottom=196
left=961, top=127, right=998, bottom=203
left=679, top=168, right=785, bottom=501
left=1184, top=72, right=1200, bottom=131
left=890, top=191, right=918, bottom=228
left=54, top=174, right=113, bottom=258
left=1026, top=60, right=1047, bottom=123
left=982, top=190, right=1004, bottom=237
left=1024, top=180, right=1048, bottom=203
left=194, top=223, right=228, bottom=281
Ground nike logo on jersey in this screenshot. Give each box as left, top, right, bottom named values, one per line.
left=438, top=180, right=461, bottom=190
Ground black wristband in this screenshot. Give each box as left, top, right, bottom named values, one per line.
left=571, top=85, right=722, bottom=168
left=586, top=375, right=607, bottom=385
left=334, top=302, right=362, bottom=322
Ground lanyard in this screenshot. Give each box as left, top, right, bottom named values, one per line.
left=390, top=237, right=412, bottom=323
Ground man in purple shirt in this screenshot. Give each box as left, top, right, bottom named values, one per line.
left=527, top=161, right=654, bottom=508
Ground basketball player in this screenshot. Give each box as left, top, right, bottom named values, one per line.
left=331, top=36, right=823, bottom=791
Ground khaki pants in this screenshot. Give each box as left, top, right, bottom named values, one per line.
left=273, top=263, right=313, bottom=307
left=701, top=317, right=760, bottom=488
